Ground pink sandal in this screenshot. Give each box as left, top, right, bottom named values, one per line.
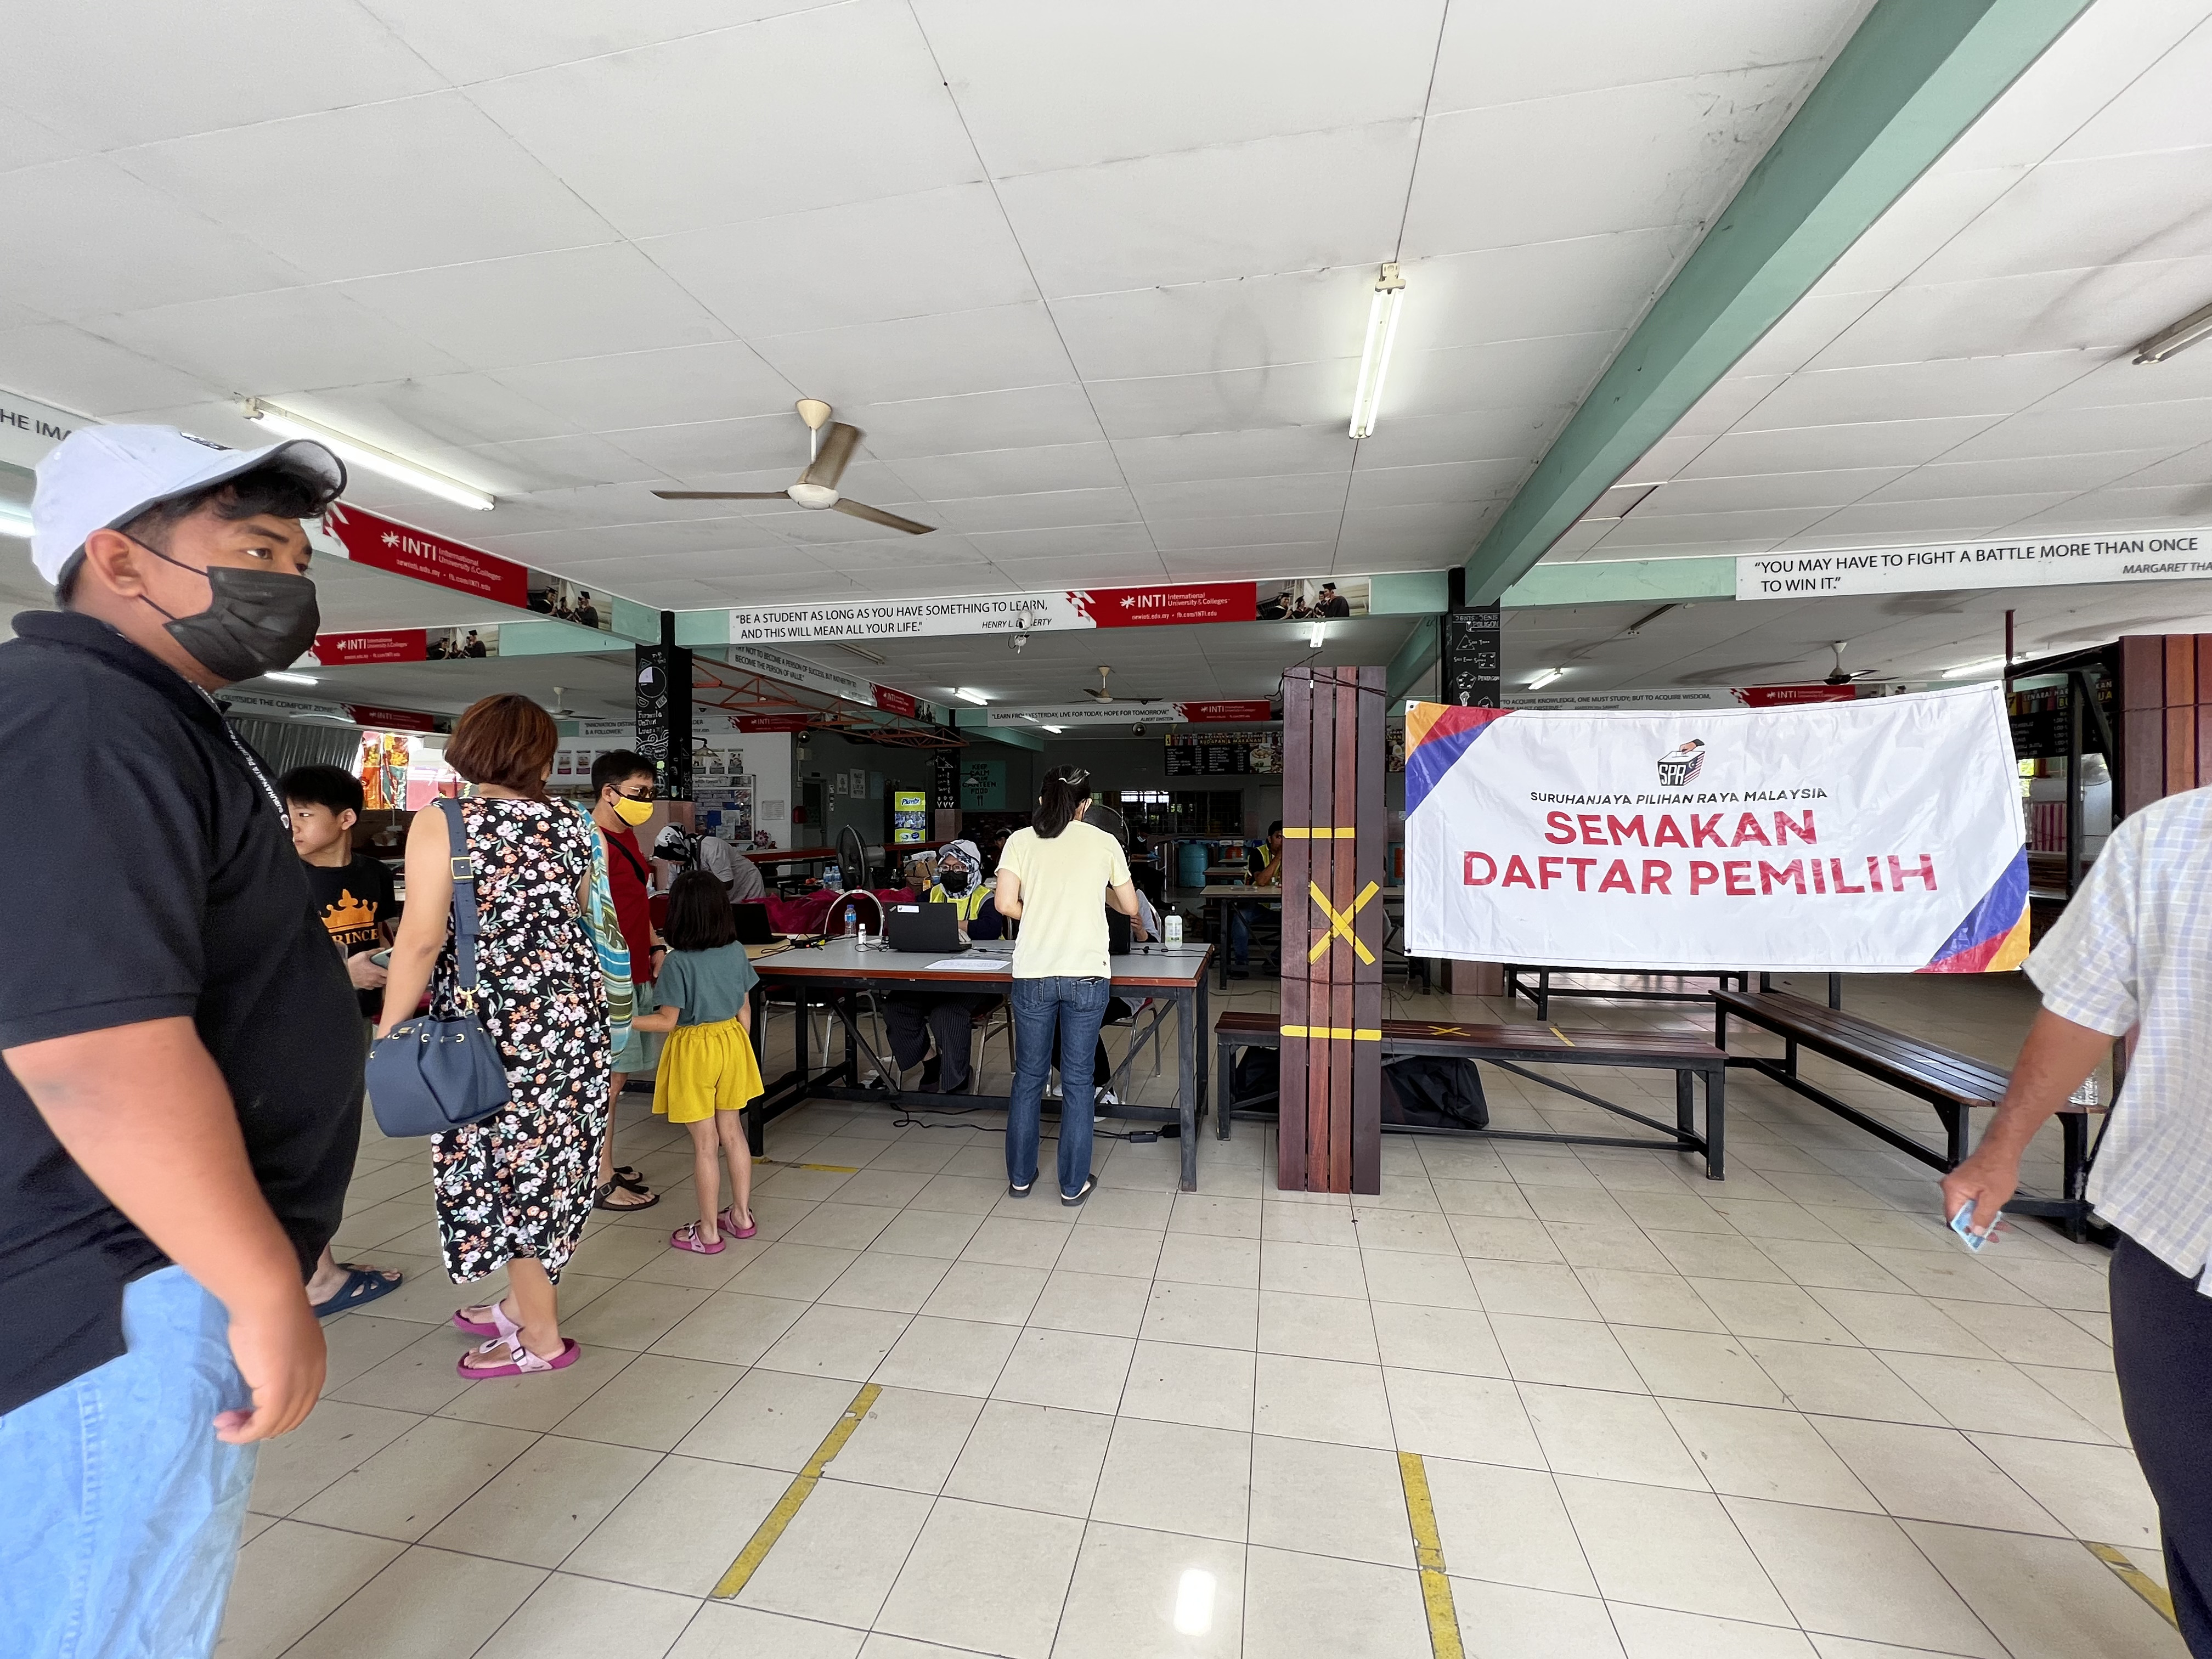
left=456, top=1334, right=579, bottom=1378
left=670, top=1221, right=725, bottom=1255
left=452, top=1298, right=517, bottom=1340
left=719, top=1206, right=758, bottom=1241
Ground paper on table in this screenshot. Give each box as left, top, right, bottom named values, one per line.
left=928, top=957, right=1011, bottom=971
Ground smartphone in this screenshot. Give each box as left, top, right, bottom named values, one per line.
left=1948, top=1199, right=1997, bottom=1252
left=369, top=949, right=392, bottom=968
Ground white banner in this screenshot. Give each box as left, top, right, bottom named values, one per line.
left=729, top=592, right=1079, bottom=644
left=1736, top=527, right=2211, bottom=599
left=1403, top=686, right=2029, bottom=973
left=0, top=386, right=86, bottom=470
left=984, top=699, right=1276, bottom=727
left=714, top=643, right=936, bottom=722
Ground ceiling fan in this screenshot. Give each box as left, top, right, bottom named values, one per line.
left=651, top=398, right=935, bottom=535
left=545, top=685, right=585, bottom=717
left=1726, top=642, right=1895, bottom=690
left=1080, top=665, right=1164, bottom=706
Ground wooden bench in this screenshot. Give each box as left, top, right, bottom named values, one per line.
left=1214, top=1011, right=1727, bottom=1178
left=1712, top=989, right=2097, bottom=1234
left=1508, top=964, right=1751, bottom=1022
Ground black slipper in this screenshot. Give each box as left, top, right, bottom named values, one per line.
left=610, top=1164, right=652, bottom=1194
left=312, top=1266, right=404, bottom=1318
left=1061, top=1175, right=1096, bottom=1207
left=594, top=1179, right=661, bottom=1212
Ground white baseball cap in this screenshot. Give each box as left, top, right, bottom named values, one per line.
left=31, top=424, right=346, bottom=585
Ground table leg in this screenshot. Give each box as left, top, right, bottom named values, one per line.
left=1215, top=896, right=1229, bottom=991
left=1705, top=1066, right=1725, bottom=1179
left=1675, top=1069, right=1694, bottom=1138
left=1177, top=984, right=1198, bottom=1191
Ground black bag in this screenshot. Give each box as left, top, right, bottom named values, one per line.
left=1229, top=1044, right=1280, bottom=1111
left=364, top=798, right=512, bottom=1137
left=1381, top=1056, right=1489, bottom=1130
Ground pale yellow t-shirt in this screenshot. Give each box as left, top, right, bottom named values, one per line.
left=997, top=820, right=1132, bottom=980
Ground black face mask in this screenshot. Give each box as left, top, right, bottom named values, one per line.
left=940, top=867, right=972, bottom=895
left=131, top=537, right=320, bottom=683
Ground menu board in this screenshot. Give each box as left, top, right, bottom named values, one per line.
left=1165, top=731, right=1280, bottom=776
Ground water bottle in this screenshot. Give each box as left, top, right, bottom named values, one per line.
left=1164, top=910, right=1183, bottom=946
left=843, top=901, right=859, bottom=945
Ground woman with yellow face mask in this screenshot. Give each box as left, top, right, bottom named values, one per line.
left=588, top=751, right=665, bottom=1212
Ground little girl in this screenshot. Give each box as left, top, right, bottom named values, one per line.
left=627, top=870, right=764, bottom=1254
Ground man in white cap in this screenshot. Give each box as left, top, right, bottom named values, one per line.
left=883, top=838, right=998, bottom=1094
left=0, top=426, right=364, bottom=1657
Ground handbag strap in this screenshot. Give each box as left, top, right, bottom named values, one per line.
left=433, top=797, right=485, bottom=1008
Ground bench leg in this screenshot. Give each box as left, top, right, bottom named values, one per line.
left=1783, top=1036, right=1798, bottom=1079
left=1536, top=969, right=1550, bottom=1023
left=1705, top=1066, right=1725, bottom=1179
left=1938, top=1101, right=1970, bottom=1168
left=1714, top=1001, right=1729, bottom=1051
left=1216, top=1039, right=1234, bottom=1141
left=2060, top=1111, right=2089, bottom=1243
left=1675, top=1069, right=1694, bottom=1137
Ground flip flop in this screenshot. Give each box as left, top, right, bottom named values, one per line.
left=593, top=1178, right=661, bottom=1213
left=452, top=1298, right=519, bottom=1340
left=718, top=1206, right=758, bottom=1241
left=311, top=1266, right=404, bottom=1319
left=610, top=1164, right=652, bottom=1194
left=670, top=1221, right=725, bottom=1255
left=456, top=1335, right=580, bottom=1379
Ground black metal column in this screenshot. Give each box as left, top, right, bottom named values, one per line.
left=1441, top=568, right=1500, bottom=708
left=636, top=612, right=693, bottom=802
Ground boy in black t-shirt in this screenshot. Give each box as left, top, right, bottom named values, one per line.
left=279, top=765, right=403, bottom=1318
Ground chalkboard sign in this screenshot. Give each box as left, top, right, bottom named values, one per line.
left=1441, top=607, right=1500, bottom=708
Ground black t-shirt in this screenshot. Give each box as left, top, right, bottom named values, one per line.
left=0, top=611, right=364, bottom=1415
left=303, top=854, right=399, bottom=1017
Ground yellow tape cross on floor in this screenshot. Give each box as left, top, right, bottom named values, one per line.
left=711, top=1382, right=881, bottom=1599
left=1397, top=1451, right=1465, bottom=1659
left=2085, top=1541, right=2179, bottom=1629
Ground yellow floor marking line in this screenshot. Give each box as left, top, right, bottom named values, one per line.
left=1397, top=1452, right=1466, bottom=1659
left=754, top=1159, right=861, bottom=1173
left=2085, top=1541, right=2179, bottom=1628
left=712, top=1382, right=881, bottom=1599
left=1549, top=1026, right=1573, bottom=1046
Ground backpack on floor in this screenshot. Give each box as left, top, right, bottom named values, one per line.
left=1229, top=1043, right=1280, bottom=1110
left=1381, top=1056, right=1489, bottom=1130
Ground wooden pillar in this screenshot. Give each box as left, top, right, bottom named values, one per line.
left=2117, top=633, right=2212, bottom=818
left=1278, top=666, right=1387, bottom=1195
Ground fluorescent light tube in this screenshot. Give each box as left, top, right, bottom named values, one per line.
left=0, top=505, right=30, bottom=539
left=1941, top=657, right=2007, bottom=679
left=1526, top=667, right=1565, bottom=690
left=1308, top=620, right=1327, bottom=648
left=242, top=399, right=495, bottom=512
left=953, top=687, right=990, bottom=705
left=1041, top=725, right=1064, bottom=732
left=2134, top=300, right=2212, bottom=364
left=263, top=670, right=320, bottom=685
left=1347, top=262, right=1407, bottom=439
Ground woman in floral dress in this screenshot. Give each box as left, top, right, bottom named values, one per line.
left=379, top=693, right=611, bottom=1376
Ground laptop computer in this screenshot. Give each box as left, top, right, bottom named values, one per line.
left=732, top=902, right=777, bottom=945
left=885, top=902, right=968, bottom=954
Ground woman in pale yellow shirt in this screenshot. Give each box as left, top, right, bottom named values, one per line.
left=993, top=766, right=1142, bottom=1205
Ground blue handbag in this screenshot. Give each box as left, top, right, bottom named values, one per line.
left=366, top=797, right=513, bottom=1137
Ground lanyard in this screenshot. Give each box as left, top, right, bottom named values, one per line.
left=201, top=687, right=291, bottom=827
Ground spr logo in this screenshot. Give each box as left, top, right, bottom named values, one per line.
left=1657, top=738, right=1707, bottom=787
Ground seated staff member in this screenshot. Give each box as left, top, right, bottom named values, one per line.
left=588, top=751, right=663, bottom=1213
left=884, top=839, right=996, bottom=1096
left=1229, top=820, right=1284, bottom=975
left=994, top=770, right=1142, bottom=1205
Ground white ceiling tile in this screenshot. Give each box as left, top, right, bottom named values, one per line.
left=436, top=433, right=668, bottom=494
left=1804, top=263, right=2202, bottom=370
left=1937, top=397, right=2212, bottom=464
left=0, top=104, right=85, bottom=171
left=1635, top=467, right=1906, bottom=516
left=1673, top=375, right=1787, bottom=436
left=915, top=0, right=1444, bottom=176
left=1728, top=291, right=1887, bottom=379
left=764, top=507, right=938, bottom=548
left=359, top=0, right=847, bottom=82
left=0, top=159, right=309, bottom=320
left=843, top=384, right=1106, bottom=458
left=1593, top=506, right=1830, bottom=549
left=1863, top=448, right=2180, bottom=505
left=1339, top=501, right=1491, bottom=548
left=2010, top=483, right=2212, bottom=529
left=1735, top=352, right=2098, bottom=431
left=2037, top=351, right=2212, bottom=413
left=641, top=183, right=1038, bottom=338
left=340, top=243, right=729, bottom=372
left=115, top=94, right=619, bottom=284
left=1428, top=0, right=1854, bottom=112
left=0, top=0, right=444, bottom=149
left=887, top=442, right=1124, bottom=500
left=965, top=523, right=1160, bottom=562
left=89, top=287, right=462, bottom=394
left=1620, top=433, right=1719, bottom=481
left=1541, top=522, right=1616, bottom=559
left=1134, top=473, right=1350, bottom=521
left=466, top=1, right=980, bottom=239
left=490, top=516, right=794, bottom=565
left=809, top=534, right=995, bottom=568
left=1394, top=230, right=1694, bottom=347
left=281, top=374, right=580, bottom=450
left=1050, top=268, right=1376, bottom=382
left=930, top=487, right=1143, bottom=534
left=1403, top=66, right=1807, bottom=256
left=1782, top=493, right=2083, bottom=541
left=1813, top=166, right=2029, bottom=295
left=1086, top=361, right=1358, bottom=442
left=1112, top=425, right=1351, bottom=486
left=1674, top=415, right=2001, bottom=478
left=1149, top=511, right=1342, bottom=552
left=1913, top=148, right=2212, bottom=286
left=603, top=413, right=812, bottom=478
left=1342, top=459, right=1526, bottom=510
left=990, top=552, right=1177, bottom=589
left=1385, top=333, right=1623, bottom=421
left=489, top=342, right=800, bottom=433
left=995, top=123, right=1417, bottom=298
left=1351, top=407, right=1570, bottom=468
left=2104, top=441, right=2212, bottom=489
left=749, top=303, right=1076, bottom=407
left=1160, top=544, right=1339, bottom=579
left=2054, top=16, right=2212, bottom=161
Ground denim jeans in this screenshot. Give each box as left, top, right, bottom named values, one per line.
left=1008, top=974, right=1112, bottom=1196
left=0, top=1265, right=258, bottom=1659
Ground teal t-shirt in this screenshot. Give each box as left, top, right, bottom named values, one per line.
left=654, top=943, right=758, bottom=1026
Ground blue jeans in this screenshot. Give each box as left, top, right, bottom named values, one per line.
left=0, top=1266, right=257, bottom=1659
left=1008, top=975, right=1111, bottom=1196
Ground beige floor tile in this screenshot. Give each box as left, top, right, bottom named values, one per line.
left=875, top=1496, right=1086, bottom=1659
left=1547, top=1222, right=1676, bottom=1276
left=319, top=1308, right=441, bottom=1391
left=1468, top=1261, right=1604, bottom=1319
left=565, top=1455, right=791, bottom=1596
left=292, top=1414, right=537, bottom=1541
left=1449, top=1215, right=1566, bottom=1263
left=1143, top=1280, right=1260, bottom=1349
left=825, top=1386, right=982, bottom=1495
left=732, top=1476, right=934, bottom=1628
left=1249, top=1436, right=1412, bottom=1567
left=1804, top=1290, right=1998, bottom=1359
left=1615, top=1328, right=1787, bottom=1408
left=217, top=1520, right=407, bottom=1659
left=1370, top=1302, right=1508, bottom=1378
left=1259, top=1239, right=1371, bottom=1298
left=1606, top=1602, right=1816, bottom=1659
left=1432, top=1177, right=1538, bottom=1218
left=1616, top=1192, right=1738, bottom=1235
left=475, top=1573, right=697, bottom=1658
left=1555, top=1477, right=1792, bottom=1626
left=1522, top=1385, right=1706, bottom=1489
left=1573, top=1268, right=1726, bottom=1334
left=1448, top=1578, right=1627, bottom=1658
left=1092, top=1416, right=1253, bottom=1541
left=1650, top=1231, right=1796, bottom=1283
left=1155, top=1232, right=1263, bottom=1289
left=1752, top=1240, right=1909, bottom=1294
left=832, top=1168, right=934, bottom=1209
left=870, top=1207, right=987, bottom=1260
left=676, top=1368, right=864, bottom=1471
left=942, top=1399, right=1112, bottom=1516
left=554, top=1355, right=743, bottom=1452
left=1741, top=1340, right=1945, bottom=1425
left=324, top=1324, right=476, bottom=1415
left=753, top=1304, right=911, bottom=1382
left=422, top=1434, right=659, bottom=1568
left=281, top=1544, right=546, bottom=1659
left=669, top=1604, right=864, bottom=1658
left=2017, top=1363, right=2130, bottom=1443
left=1856, top=1248, right=2035, bottom=1306
left=1492, top=1312, right=1647, bottom=1391
left=1350, top=1208, right=1459, bottom=1255
left=1240, top=1546, right=1435, bottom=1659
left=1029, top=1267, right=1152, bottom=1336
left=1263, top=1202, right=1361, bottom=1247
left=249, top=1400, right=419, bottom=1516
left=1253, top=1353, right=1395, bottom=1449
left=1382, top=1368, right=1545, bottom=1468
left=871, top=1314, right=1020, bottom=1396
left=1928, top=1300, right=2113, bottom=1368
left=1259, top=1289, right=1381, bottom=1363
left=1120, top=1339, right=1256, bottom=1432
left=1056, top=1223, right=1165, bottom=1279
left=1901, top=1520, right=2187, bottom=1659
left=646, top=1291, right=809, bottom=1369
left=1874, top=1351, right=2113, bottom=1442
left=1978, top=1254, right=2111, bottom=1311
left=1050, top=1522, right=1245, bottom=1659
left=993, top=1327, right=1136, bottom=1413
left=1967, top=1432, right=2162, bottom=1547
left=1170, top=1192, right=1265, bottom=1237
left=1424, top=1458, right=1596, bottom=1596
left=1078, top=1186, right=1174, bottom=1231
left=1705, top=1199, right=1841, bottom=1243
left=563, top=1282, right=715, bottom=1353
left=1526, top=1187, right=1633, bottom=1226
left=961, top=1214, right=1075, bottom=1269
left=1363, top=1249, right=1484, bottom=1309
left=724, top=1242, right=861, bottom=1302
left=909, top=1173, right=1007, bottom=1215
left=1809, top=1416, right=2066, bottom=1534
left=1723, top=1499, right=2004, bottom=1656
left=1659, top=1400, right=1881, bottom=1511
left=811, top=1264, right=951, bottom=1350
left=1690, top=1280, right=1856, bottom=1346
left=625, top=1234, right=770, bottom=1293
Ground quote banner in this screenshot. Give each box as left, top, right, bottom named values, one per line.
left=1403, top=686, right=2028, bottom=973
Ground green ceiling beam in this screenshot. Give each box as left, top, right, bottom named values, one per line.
left=1464, top=0, right=2094, bottom=603
left=1499, top=556, right=1735, bottom=609
left=1385, top=615, right=1440, bottom=703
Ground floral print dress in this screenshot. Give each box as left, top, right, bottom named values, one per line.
left=430, top=797, right=611, bottom=1284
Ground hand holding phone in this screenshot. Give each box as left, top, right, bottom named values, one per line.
left=1948, top=1198, right=1999, bottom=1252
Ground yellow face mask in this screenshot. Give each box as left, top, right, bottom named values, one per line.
left=612, top=793, right=654, bottom=826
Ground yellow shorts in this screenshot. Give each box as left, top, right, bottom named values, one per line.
left=652, top=1017, right=764, bottom=1124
